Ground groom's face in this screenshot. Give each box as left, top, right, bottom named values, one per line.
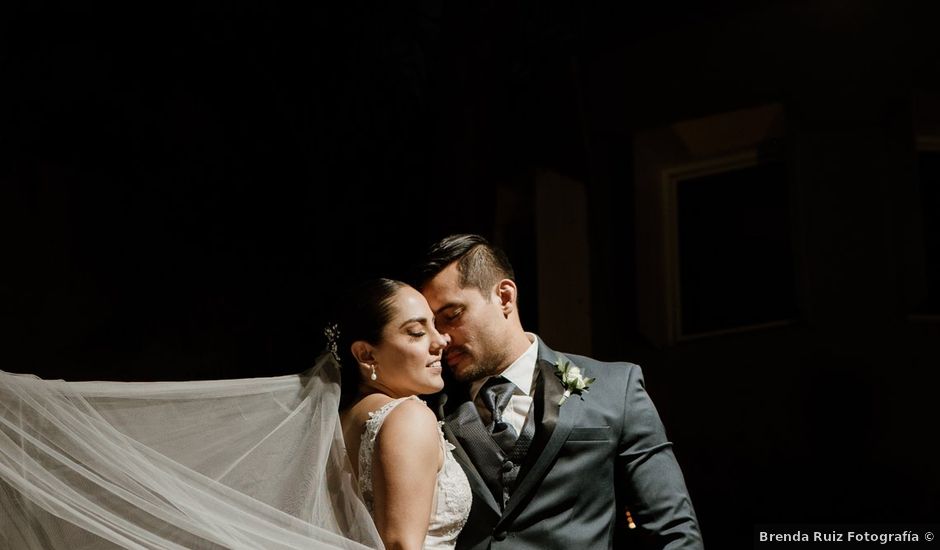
left=422, top=262, right=509, bottom=383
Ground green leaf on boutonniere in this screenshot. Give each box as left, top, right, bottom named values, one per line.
left=555, top=357, right=595, bottom=406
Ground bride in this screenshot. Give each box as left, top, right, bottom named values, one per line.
left=335, top=278, right=471, bottom=550
left=0, top=279, right=470, bottom=549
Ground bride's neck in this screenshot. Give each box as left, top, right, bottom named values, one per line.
left=357, top=382, right=410, bottom=401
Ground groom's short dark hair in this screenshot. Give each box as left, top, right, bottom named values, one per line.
left=416, top=234, right=515, bottom=296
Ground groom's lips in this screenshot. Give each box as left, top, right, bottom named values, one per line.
left=446, top=349, right=465, bottom=367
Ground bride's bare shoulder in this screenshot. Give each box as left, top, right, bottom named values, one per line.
left=338, top=396, right=440, bottom=471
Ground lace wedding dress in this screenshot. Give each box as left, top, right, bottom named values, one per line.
left=357, top=396, right=471, bottom=550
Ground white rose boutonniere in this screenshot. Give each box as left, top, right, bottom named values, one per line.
left=555, top=358, right=595, bottom=406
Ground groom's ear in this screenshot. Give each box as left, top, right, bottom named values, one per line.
left=350, top=341, right=375, bottom=365
left=495, top=279, right=518, bottom=316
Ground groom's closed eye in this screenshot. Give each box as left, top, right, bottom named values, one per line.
left=436, top=308, right=464, bottom=328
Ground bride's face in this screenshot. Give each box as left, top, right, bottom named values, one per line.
left=370, top=286, right=449, bottom=396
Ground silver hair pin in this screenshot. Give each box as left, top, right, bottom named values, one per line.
left=323, top=323, right=341, bottom=363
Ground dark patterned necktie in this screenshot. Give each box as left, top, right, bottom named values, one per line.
left=477, top=376, right=518, bottom=455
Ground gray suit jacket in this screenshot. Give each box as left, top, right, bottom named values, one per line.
left=440, top=338, right=703, bottom=550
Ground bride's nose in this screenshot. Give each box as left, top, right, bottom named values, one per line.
left=431, top=331, right=450, bottom=353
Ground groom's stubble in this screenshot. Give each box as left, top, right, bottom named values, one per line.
left=447, top=343, right=510, bottom=384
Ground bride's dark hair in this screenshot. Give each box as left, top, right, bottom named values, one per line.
left=332, top=278, right=407, bottom=409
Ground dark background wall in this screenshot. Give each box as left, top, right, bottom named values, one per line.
left=3, top=1, right=939, bottom=548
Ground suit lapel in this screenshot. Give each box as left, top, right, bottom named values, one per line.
left=498, top=345, right=583, bottom=525
left=444, top=401, right=501, bottom=515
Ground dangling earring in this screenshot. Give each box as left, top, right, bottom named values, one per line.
left=370, top=364, right=377, bottom=381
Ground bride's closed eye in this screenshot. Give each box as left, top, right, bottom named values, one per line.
left=405, top=321, right=429, bottom=339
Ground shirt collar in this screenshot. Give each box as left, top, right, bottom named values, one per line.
left=470, top=333, right=538, bottom=399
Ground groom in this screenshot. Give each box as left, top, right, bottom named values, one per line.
left=415, top=234, right=703, bottom=550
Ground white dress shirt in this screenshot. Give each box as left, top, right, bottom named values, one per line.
left=470, top=333, right=538, bottom=435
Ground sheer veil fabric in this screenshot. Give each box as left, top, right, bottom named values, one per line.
left=0, top=354, right=383, bottom=549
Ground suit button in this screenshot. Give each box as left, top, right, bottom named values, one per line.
left=501, top=461, right=514, bottom=472
left=493, top=531, right=507, bottom=541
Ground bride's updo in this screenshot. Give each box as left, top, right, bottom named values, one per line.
left=333, top=278, right=407, bottom=408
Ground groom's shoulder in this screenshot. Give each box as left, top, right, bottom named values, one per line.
left=538, top=337, right=637, bottom=372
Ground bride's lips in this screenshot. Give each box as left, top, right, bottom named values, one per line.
left=426, top=360, right=442, bottom=372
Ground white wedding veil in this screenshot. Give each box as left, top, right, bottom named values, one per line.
left=0, top=353, right=383, bottom=549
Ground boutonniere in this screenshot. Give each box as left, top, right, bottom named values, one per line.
left=555, top=357, right=594, bottom=406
